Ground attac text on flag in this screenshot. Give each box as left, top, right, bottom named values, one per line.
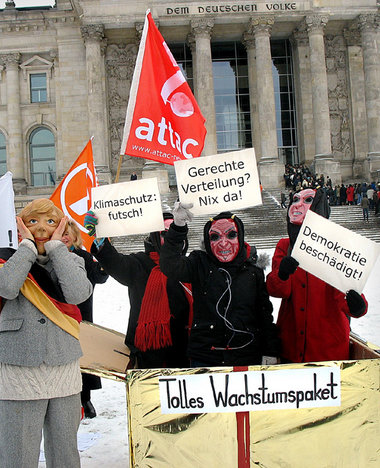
left=120, top=10, right=206, bottom=167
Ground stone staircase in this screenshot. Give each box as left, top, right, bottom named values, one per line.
left=111, top=187, right=380, bottom=254
left=14, top=187, right=380, bottom=254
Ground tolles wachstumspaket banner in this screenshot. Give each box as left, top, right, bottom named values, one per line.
left=125, top=357, right=380, bottom=467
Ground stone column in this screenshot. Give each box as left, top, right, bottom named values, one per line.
left=2, top=53, right=26, bottom=193
left=187, top=32, right=197, bottom=92
left=291, top=26, right=315, bottom=167
left=81, top=24, right=111, bottom=184
left=191, top=18, right=217, bottom=156
left=249, top=16, right=283, bottom=188
left=343, top=27, right=368, bottom=179
left=306, top=15, right=341, bottom=184
left=242, top=30, right=261, bottom=161
left=357, top=14, right=380, bottom=179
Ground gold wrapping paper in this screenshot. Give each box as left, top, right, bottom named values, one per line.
left=126, top=360, right=380, bottom=467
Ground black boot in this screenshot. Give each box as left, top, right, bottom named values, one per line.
left=83, top=400, right=97, bottom=419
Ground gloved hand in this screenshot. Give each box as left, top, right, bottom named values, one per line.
left=278, top=256, right=299, bottom=281
left=261, top=356, right=278, bottom=365
left=346, top=289, right=366, bottom=317
left=84, top=210, right=98, bottom=237
left=173, top=201, right=194, bottom=227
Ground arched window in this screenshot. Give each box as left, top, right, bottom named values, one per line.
left=0, top=132, right=6, bottom=177
left=29, top=127, right=56, bottom=186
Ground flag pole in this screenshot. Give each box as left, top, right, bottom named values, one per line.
left=114, top=154, right=123, bottom=183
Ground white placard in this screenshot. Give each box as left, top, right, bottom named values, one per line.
left=159, top=367, right=341, bottom=414
left=0, top=172, right=18, bottom=249
left=292, top=210, right=380, bottom=294
left=174, top=148, right=262, bottom=215
left=91, top=178, right=164, bottom=238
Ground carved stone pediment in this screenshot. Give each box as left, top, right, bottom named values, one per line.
left=20, top=55, right=54, bottom=79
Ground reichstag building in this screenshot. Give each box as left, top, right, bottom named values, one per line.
left=0, top=0, right=379, bottom=194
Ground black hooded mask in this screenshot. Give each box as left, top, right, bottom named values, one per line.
left=203, top=211, right=247, bottom=268
left=144, top=212, right=188, bottom=255
left=287, top=188, right=331, bottom=248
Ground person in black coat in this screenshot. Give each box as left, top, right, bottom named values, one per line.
left=83, top=211, right=192, bottom=370
left=62, top=221, right=109, bottom=418
left=160, top=204, right=280, bottom=368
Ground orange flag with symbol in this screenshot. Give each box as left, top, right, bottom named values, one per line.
left=50, top=139, right=97, bottom=251
left=120, top=10, right=206, bottom=166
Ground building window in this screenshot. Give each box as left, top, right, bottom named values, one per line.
left=30, top=73, right=47, bottom=103
left=29, top=127, right=56, bottom=186
left=212, top=42, right=251, bottom=153
left=167, top=43, right=194, bottom=186
left=0, top=132, right=6, bottom=177
left=271, top=40, right=298, bottom=165
left=169, top=43, right=194, bottom=91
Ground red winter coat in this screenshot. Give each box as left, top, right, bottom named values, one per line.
left=266, top=238, right=367, bottom=363
left=346, top=185, right=355, bottom=203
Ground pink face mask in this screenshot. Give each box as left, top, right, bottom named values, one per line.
left=209, top=218, right=239, bottom=263
left=289, top=189, right=315, bottom=225
left=160, top=218, right=173, bottom=245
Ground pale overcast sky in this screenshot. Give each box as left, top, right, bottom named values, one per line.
left=0, top=1, right=55, bottom=7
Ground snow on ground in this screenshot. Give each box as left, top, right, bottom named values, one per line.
left=38, top=249, right=380, bottom=467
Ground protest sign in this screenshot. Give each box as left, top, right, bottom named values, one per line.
left=292, top=210, right=380, bottom=293
left=0, top=172, right=18, bottom=249
left=174, top=148, right=261, bottom=216
left=91, top=178, right=164, bottom=238
left=159, top=367, right=341, bottom=414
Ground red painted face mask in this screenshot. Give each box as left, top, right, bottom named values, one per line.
left=209, top=218, right=239, bottom=263
left=160, top=218, right=173, bottom=245
left=289, top=189, right=315, bottom=225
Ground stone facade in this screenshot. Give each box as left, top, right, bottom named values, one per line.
left=0, top=0, right=379, bottom=194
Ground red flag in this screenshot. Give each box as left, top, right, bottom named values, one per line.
left=50, top=139, right=97, bottom=251
left=120, top=10, right=206, bottom=165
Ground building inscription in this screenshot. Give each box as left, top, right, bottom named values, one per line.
left=163, top=1, right=310, bottom=16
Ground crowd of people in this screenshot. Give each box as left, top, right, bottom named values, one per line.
left=0, top=165, right=374, bottom=467
left=283, top=163, right=380, bottom=221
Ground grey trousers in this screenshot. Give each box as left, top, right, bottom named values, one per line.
left=0, top=393, right=81, bottom=468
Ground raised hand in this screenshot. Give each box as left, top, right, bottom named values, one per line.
left=84, top=211, right=98, bottom=237
left=16, top=216, right=34, bottom=242
left=51, top=216, right=69, bottom=241
left=173, top=201, right=194, bottom=227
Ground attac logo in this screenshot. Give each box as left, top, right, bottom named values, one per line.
left=120, top=10, right=206, bottom=165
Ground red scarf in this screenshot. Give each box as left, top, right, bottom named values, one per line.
left=134, top=252, right=172, bottom=351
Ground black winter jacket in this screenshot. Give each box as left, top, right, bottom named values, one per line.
left=160, top=224, right=280, bottom=366
left=72, top=248, right=108, bottom=322
left=91, top=238, right=190, bottom=363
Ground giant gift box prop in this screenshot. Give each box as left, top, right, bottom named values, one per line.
left=79, top=323, right=379, bottom=467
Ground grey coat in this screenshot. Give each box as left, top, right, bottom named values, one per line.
left=0, top=241, right=92, bottom=366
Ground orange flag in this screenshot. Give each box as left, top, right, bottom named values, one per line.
left=50, top=139, right=97, bottom=251
left=120, top=10, right=206, bottom=165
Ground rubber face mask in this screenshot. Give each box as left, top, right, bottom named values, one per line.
left=160, top=218, right=173, bottom=245
left=23, top=211, right=60, bottom=254
left=209, top=218, right=239, bottom=263
left=289, top=189, right=315, bottom=225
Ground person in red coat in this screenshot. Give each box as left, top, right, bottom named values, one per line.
left=266, top=188, right=368, bottom=363
left=346, top=184, right=355, bottom=205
